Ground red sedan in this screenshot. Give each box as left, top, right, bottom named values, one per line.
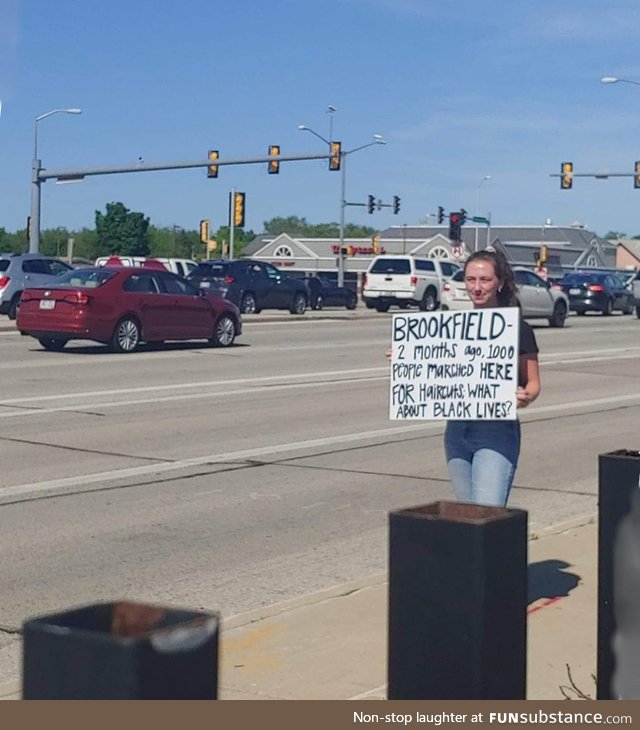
left=16, top=267, right=241, bottom=352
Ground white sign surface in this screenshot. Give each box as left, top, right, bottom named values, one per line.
left=389, top=308, right=520, bottom=421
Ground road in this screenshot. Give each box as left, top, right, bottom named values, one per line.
left=0, top=310, right=638, bottom=682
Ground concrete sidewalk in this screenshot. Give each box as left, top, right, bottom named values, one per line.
left=0, top=515, right=598, bottom=701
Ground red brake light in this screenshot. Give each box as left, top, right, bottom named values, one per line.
left=588, top=284, right=604, bottom=293
left=410, top=275, right=418, bottom=286
left=443, top=283, right=451, bottom=292
left=224, top=275, right=234, bottom=284
left=63, top=292, right=92, bottom=305
left=0, top=276, right=10, bottom=288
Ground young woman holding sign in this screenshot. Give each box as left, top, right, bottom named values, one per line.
left=444, top=249, right=541, bottom=506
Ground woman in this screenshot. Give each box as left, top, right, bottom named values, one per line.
left=444, top=249, right=541, bottom=506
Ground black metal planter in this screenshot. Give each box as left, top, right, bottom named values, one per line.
left=23, top=600, right=219, bottom=699
left=388, top=501, right=528, bottom=700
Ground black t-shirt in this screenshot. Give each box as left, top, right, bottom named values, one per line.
left=519, top=320, right=538, bottom=356
left=519, top=320, right=538, bottom=387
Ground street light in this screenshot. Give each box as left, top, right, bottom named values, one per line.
left=298, top=124, right=385, bottom=287
left=30, top=107, right=82, bottom=253
left=600, top=76, right=640, bottom=86
left=474, top=175, right=491, bottom=251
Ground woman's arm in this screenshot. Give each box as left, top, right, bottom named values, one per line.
left=516, top=354, right=541, bottom=408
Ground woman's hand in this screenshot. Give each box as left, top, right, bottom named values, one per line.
left=516, top=386, right=532, bottom=408
left=385, top=347, right=392, bottom=361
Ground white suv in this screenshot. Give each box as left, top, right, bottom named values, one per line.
left=362, top=255, right=460, bottom=312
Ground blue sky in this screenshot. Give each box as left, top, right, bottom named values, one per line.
left=3, top=0, right=640, bottom=237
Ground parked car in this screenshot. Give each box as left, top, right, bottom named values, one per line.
left=440, top=266, right=570, bottom=327
left=306, top=275, right=357, bottom=310
left=187, top=259, right=309, bottom=315
left=16, top=266, right=241, bottom=352
left=0, top=253, right=73, bottom=319
left=555, top=271, right=635, bottom=315
left=361, top=255, right=460, bottom=312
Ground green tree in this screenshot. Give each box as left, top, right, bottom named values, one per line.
left=262, top=215, right=375, bottom=238
left=212, top=226, right=256, bottom=258
left=95, top=202, right=150, bottom=257
left=604, top=230, right=626, bottom=240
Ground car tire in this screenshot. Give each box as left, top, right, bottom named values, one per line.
left=375, top=302, right=390, bottom=312
left=549, top=301, right=567, bottom=328
left=418, top=288, right=438, bottom=312
left=602, top=298, right=613, bottom=316
left=111, top=317, right=141, bottom=353
left=38, top=337, right=67, bottom=352
left=8, top=293, right=21, bottom=320
left=345, top=294, right=357, bottom=310
left=210, top=314, right=236, bottom=347
left=240, top=292, right=257, bottom=315
left=290, top=292, right=307, bottom=315
left=624, top=299, right=635, bottom=315
left=314, top=294, right=324, bottom=311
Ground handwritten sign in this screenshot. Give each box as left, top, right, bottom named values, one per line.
left=389, top=308, right=520, bottom=421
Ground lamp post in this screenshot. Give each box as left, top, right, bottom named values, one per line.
left=600, top=76, right=640, bottom=87
left=298, top=124, right=385, bottom=287
left=474, top=175, right=491, bottom=251
left=30, top=107, right=82, bottom=254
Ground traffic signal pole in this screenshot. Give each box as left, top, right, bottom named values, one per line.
left=229, top=187, right=235, bottom=261
left=338, top=153, right=347, bottom=288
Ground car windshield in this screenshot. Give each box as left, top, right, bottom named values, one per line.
left=191, top=263, right=228, bottom=278
left=46, top=268, right=115, bottom=288
left=560, top=273, right=603, bottom=285
left=370, top=259, right=411, bottom=275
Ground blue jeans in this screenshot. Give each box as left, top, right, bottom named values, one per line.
left=444, top=420, right=521, bottom=507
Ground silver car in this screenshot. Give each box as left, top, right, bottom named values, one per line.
left=0, top=253, right=73, bottom=319
left=440, top=266, right=570, bottom=328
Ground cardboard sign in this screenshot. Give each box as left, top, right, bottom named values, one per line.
left=389, top=308, right=520, bottom=421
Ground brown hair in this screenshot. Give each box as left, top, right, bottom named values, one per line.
left=463, top=249, right=518, bottom=307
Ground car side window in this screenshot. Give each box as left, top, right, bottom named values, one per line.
left=174, top=262, right=185, bottom=277
left=263, top=263, right=283, bottom=280
left=123, top=273, right=159, bottom=294
left=22, top=259, right=49, bottom=274
left=415, top=260, right=436, bottom=272
left=158, top=273, right=199, bottom=296
left=47, top=260, right=72, bottom=276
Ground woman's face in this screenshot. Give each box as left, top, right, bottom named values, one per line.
left=464, top=259, right=502, bottom=308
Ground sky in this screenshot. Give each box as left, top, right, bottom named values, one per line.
left=3, top=0, right=640, bottom=238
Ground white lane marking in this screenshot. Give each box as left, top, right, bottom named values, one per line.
left=1, top=389, right=639, bottom=502
left=0, top=367, right=387, bottom=405
left=0, top=422, right=443, bottom=500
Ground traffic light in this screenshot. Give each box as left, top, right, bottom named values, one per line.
left=372, top=234, right=380, bottom=254
left=268, top=145, right=280, bottom=174
left=437, top=206, right=445, bottom=224
left=367, top=195, right=375, bottom=214
left=231, top=192, right=245, bottom=228
left=635, top=161, right=640, bottom=189
left=199, top=219, right=209, bottom=243
left=329, top=141, right=342, bottom=171
left=448, top=212, right=461, bottom=242
left=207, top=150, right=219, bottom=178
left=392, top=196, right=401, bottom=215
left=561, top=161, right=573, bottom=189
left=460, top=208, right=467, bottom=225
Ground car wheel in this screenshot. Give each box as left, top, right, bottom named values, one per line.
left=38, top=337, right=67, bottom=352
left=314, top=294, right=324, bottom=311
left=375, top=302, right=390, bottom=312
left=345, top=294, right=357, bottom=310
left=624, top=299, right=635, bottom=315
left=210, top=314, right=236, bottom=347
left=111, top=317, right=141, bottom=353
left=548, top=301, right=567, bottom=328
left=418, top=289, right=438, bottom=312
left=8, top=293, right=21, bottom=320
left=240, top=292, right=257, bottom=314
left=602, top=298, right=613, bottom=316
left=290, top=292, right=307, bottom=315
left=637, top=305, right=640, bottom=319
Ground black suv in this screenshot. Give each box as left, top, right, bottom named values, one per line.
left=187, top=259, right=309, bottom=315
left=307, top=275, right=358, bottom=310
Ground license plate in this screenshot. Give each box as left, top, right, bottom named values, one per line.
left=379, top=291, right=394, bottom=297
left=39, top=300, right=55, bottom=310
left=569, top=288, right=581, bottom=295
left=199, top=281, right=210, bottom=289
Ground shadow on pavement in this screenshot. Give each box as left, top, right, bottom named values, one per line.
left=528, top=559, right=580, bottom=604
